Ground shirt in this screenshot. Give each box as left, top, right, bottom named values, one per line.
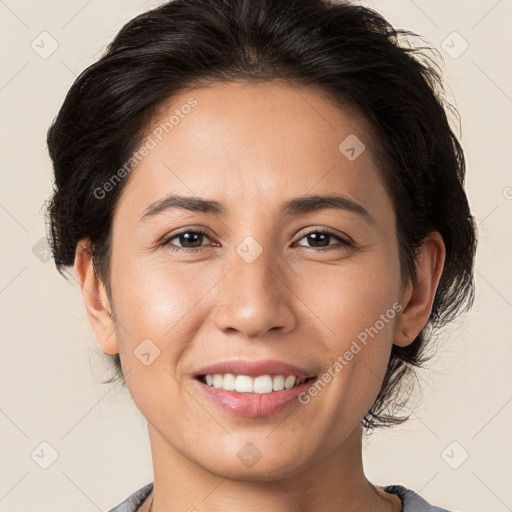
left=106, top=482, right=454, bottom=511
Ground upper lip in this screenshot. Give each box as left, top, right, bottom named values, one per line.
left=194, top=359, right=317, bottom=379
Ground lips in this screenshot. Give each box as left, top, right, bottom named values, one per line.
left=191, top=359, right=319, bottom=417
left=193, top=359, right=317, bottom=379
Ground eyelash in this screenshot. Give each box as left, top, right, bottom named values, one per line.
left=161, top=228, right=353, bottom=253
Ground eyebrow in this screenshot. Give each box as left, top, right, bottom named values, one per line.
left=139, top=193, right=374, bottom=224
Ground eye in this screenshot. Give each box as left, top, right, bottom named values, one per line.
left=162, top=228, right=353, bottom=253
left=162, top=229, right=213, bottom=252
left=294, top=229, right=353, bottom=252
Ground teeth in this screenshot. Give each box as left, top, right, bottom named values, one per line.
left=222, top=373, right=236, bottom=390
left=201, top=373, right=306, bottom=393
left=284, top=375, right=296, bottom=389
left=273, top=375, right=285, bottom=391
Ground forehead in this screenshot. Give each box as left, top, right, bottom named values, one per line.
left=116, top=81, right=392, bottom=223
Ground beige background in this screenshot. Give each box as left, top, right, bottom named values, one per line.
left=0, top=0, right=511, bottom=511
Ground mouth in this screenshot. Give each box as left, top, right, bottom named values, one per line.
left=195, top=374, right=317, bottom=393
left=193, top=373, right=318, bottom=417
left=191, top=359, right=318, bottom=417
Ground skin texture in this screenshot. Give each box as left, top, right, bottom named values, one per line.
left=75, top=81, right=445, bottom=512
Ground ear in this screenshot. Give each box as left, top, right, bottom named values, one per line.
left=74, top=238, right=119, bottom=355
left=393, top=232, right=446, bottom=347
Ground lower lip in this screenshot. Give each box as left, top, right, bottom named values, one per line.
left=193, top=377, right=317, bottom=417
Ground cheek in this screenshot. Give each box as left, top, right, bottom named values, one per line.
left=109, top=254, right=224, bottom=370
left=111, top=249, right=205, bottom=326
left=297, top=245, right=401, bottom=338
left=108, top=257, right=209, bottom=421
left=296, top=247, right=401, bottom=410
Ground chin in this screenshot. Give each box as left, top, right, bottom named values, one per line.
left=193, top=445, right=309, bottom=482
left=207, top=460, right=306, bottom=482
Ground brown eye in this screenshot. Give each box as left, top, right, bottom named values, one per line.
left=295, top=229, right=352, bottom=251
left=162, top=230, right=212, bottom=251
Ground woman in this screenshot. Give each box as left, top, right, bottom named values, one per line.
left=45, top=0, right=477, bottom=510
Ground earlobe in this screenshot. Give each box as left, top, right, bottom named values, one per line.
left=74, top=239, right=119, bottom=355
left=393, top=232, right=446, bottom=347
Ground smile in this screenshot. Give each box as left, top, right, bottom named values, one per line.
left=197, top=373, right=312, bottom=393
left=194, top=374, right=317, bottom=417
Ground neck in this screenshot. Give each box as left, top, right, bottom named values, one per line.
left=145, top=423, right=399, bottom=512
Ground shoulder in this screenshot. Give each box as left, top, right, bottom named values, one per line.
left=385, top=485, right=455, bottom=512
left=106, top=482, right=154, bottom=512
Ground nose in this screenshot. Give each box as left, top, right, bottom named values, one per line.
left=212, top=245, right=297, bottom=340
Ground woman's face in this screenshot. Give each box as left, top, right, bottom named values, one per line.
left=106, top=81, right=407, bottom=479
